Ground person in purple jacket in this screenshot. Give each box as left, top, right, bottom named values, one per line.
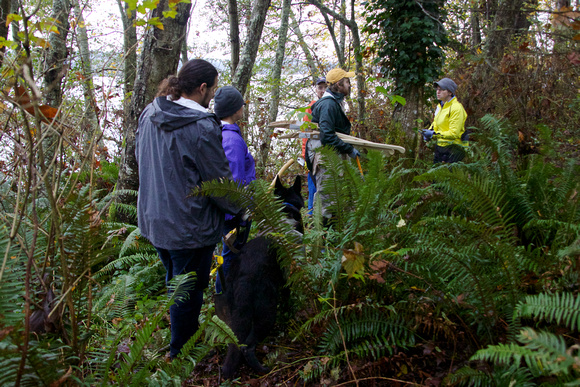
left=213, top=86, right=256, bottom=293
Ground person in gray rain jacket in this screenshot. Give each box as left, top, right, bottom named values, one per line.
left=136, top=59, right=240, bottom=359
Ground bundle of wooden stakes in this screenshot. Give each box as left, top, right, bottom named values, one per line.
left=269, top=120, right=406, bottom=156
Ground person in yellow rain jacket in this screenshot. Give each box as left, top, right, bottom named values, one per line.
left=423, top=78, right=469, bottom=163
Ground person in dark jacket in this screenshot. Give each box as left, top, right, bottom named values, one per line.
left=309, top=68, right=361, bottom=220
left=135, top=59, right=240, bottom=359
left=213, top=86, right=255, bottom=293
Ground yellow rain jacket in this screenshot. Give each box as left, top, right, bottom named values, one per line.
left=430, top=97, right=468, bottom=148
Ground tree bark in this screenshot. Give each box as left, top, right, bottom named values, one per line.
left=116, top=0, right=192, bottom=212
left=290, top=11, right=318, bottom=82
left=10, top=0, right=19, bottom=46
left=181, top=35, right=188, bottom=63
left=43, top=0, right=71, bottom=107
left=339, top=0, right=346, bottom=61
left=320, top=9, right=345, bottom=68
left=0, top=0, right=11, bottom=68
left=483, top=0, right=535, bottom=61
left=267, top=0, right=290, bottom=123
left=116, top=0, right=137, bottom=135
left=470, top=2, right=482, bottom=49
left=231, top=0, right=271, bottom=96
left=307, top=0, right=365, bottom=123
left=228, top=0, right=240, bottom=74
left=72, top=0, right=101, bottom=155
left=393, top=84, right=423, bottom=156
left=261, top=0, right=291, bottom=169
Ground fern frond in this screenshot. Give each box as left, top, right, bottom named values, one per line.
left=443, top=366, right=493, bottom=387
left=115, top=321, right=161, bottom=386
left=473, top=327, right=580, bottom=379
left=109, top=202, right=139, bottom=219
left=415, top=166, right=515, bottom=239
left=318, top=305, right=414, bottom=366
left=193, top=178, right=304, bottom=268
left=95, top=252, right=159, bottom=278
left=557, top=160, right=580, bottom=204
left=0, top=354, right=21, bottom=386
left=92, top=273, right=139, bottom=320
left=205, top=315, right=240, bottom=347
left=444, top=364, right=535, bottom=387
left=516, top=293, right=580, bottom=332
left=517, top=328, right=579, bottom=376
left=103, top=188, right=139, bottom=202
left=471, top=342, right=545, bottom=376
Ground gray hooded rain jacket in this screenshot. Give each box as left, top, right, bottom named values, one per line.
left=136, top=96, right=240, bottom=250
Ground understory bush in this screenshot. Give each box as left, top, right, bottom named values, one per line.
left=1, top=114, right=578, bottom=385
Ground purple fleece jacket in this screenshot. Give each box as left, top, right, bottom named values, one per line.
left=222, top=123, right=256, bottom=221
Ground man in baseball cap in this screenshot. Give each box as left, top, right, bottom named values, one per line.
left=308, top=68, right=359, bottom=221
left=325, top=68, right=355, bottom=85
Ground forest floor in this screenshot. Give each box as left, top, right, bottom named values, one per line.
left=186, top=329, right=472, bottom=386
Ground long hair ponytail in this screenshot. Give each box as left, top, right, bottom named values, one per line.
left=156, top=59, right=218, bottom=100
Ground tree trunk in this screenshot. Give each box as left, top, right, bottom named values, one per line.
left=307, top=0, right=365, bottom=123
left=339, top=0, right=346, bottom=60
left=116, top=0, right=192, bottom=216
left=393, top=84, right=423, bottom=149
left=261, top=0, right=291, bottom=169
left=10, top=0, right=19, bottom=47
left=181, top=35, right=188, bottom=63
left=43, top=0, right=71, bottom=107
left=72, top=0, right=101, bottom=156
left=0, top=0, right=11, bottom=68
left=267, top=0, right=290, bottom=123
left=228, top=0, right=240, bottom=74
left=231, top=0, right=271, bottom=96
left=116, top=0, right=137, bottom=134
left=470, top=2, right=482, bottom=48
left=484, top=0, right=534, bottom=61
left=320, top=9, right=345, bottom=68
left=349, top=0, right=365, bottom=124
left=290, top=11, right=318, bottom=82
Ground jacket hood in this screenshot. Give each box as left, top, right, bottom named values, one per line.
left=312, top=89, right=345, bottom=112
left=150, top=96, right=215, bottom=132
left=323, top=89, right=345, bottom=102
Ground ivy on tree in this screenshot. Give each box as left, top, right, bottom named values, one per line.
left=363, top=0, right=448, bottom=94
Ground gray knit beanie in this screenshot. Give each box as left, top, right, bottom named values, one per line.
left=434, top=78, right=458, bottom=94
left=214, top=86, right=245, bottom=119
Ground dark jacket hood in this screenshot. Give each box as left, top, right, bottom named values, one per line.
left=149, top=96, right=216, bottom=132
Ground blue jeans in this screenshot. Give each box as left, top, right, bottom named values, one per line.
left=215, top=221, right=252, bottom=293
left=307, top=172, right=316, bottom=215
left=156, top=245, right=214, bottom=358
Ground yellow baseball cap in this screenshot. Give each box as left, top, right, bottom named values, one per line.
left=326, top=68, right=355, bottom=84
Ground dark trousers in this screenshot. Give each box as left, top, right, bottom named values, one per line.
left=156, top=245, right=214, bottom=358
left=434, top=144, right=466, bottom=164
left=215, top=221, right=252, bottom=294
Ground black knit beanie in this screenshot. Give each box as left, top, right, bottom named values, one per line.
left=214, top=86, right=245, bottom=119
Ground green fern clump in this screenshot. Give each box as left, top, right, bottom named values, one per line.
left=193, top=178, right=306, bottom=274
left=447, top=293, right=580, bottom=386
left=318, top=306, right=415, bottom=363
left=294, top=114, right=578, bottom=384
